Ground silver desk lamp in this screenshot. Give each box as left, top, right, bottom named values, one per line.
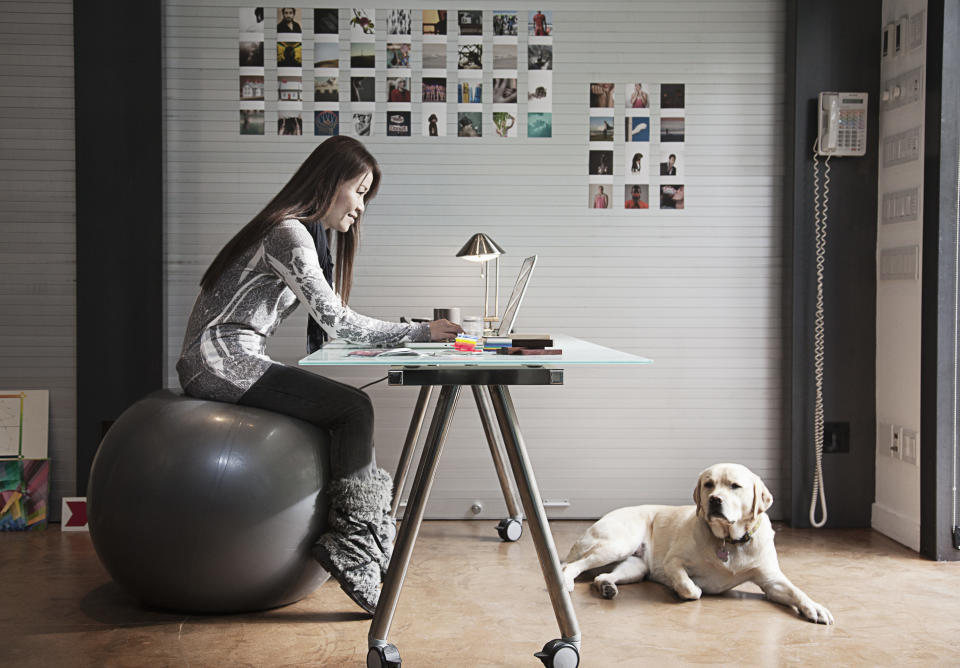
left=456, top=233, right=505, bottom=334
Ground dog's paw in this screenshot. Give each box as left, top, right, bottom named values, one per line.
left=675, top=582, right=702, bottom=601
left=592, top=577, right=619, bottom=599
left=800, top=600, right=834, bottom=625
left=562, top=575, right=575, bottom=593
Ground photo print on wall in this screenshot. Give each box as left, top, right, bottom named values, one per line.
left=589, top=183, right=611, bottom=209
left=421, top=9, right=448, bottom=136
left=314, top=8, right=338, bottom=34
left=625, top=184, right=650, bottom=209
left=314, top=109, right=340, bottom=136
left=239, top=7, right=265, bottom=135
left=277, top=6, right=302, bottom=34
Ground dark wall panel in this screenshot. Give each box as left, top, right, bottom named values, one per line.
left=921, top=0, right=960, bottom=561
left=75, top=0, right=163, bottom=494
left=786, top=1, right=881, bottom=527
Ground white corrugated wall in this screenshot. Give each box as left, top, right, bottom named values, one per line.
left=0, top=0, right=75, bottom=519
left=164, top=1, right=787, bottom=519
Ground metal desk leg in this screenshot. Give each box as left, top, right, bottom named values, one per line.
left=488, top=384, right=582, bottom=659
left=390, top=385, right=433, bottom=518
left=471, top=385, right=524, bottom=541
left=368, top=385, right=462, bottom=662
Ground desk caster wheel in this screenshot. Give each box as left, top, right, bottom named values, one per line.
left=496, top=518, right=522, bottom=542
left=367, top=644, right=401, bottom=668
left=534, top=640, right=579, bottom=668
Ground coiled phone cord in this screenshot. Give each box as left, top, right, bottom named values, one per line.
left=810, top=140, right=830, bottom=528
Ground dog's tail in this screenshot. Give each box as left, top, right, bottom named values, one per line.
left=562, top=534, right=603, bottom=565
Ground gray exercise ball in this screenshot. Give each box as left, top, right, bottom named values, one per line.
left=88, top=389, right=331, bottom=613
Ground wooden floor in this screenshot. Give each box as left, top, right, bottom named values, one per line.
left=2, top=520, right=959, bottom=667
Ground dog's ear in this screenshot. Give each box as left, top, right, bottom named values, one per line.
left=750, top=475, right=774, bottom=518
left=693, top=474, right=703, bottom=516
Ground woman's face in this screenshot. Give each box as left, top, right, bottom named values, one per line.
left=322, top=170, right=373, bottom=233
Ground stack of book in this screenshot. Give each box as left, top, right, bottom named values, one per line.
left=494, top=334, right=560, bottom=355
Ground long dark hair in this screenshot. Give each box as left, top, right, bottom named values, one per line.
left=200, top=135, right=381, bottom=303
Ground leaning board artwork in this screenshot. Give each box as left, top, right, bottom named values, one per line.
left=0, top=390, right=50, bottom=531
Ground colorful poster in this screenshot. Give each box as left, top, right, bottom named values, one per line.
left=239, top=7, right=265, bottom=135
left=0, top=459, right=49, bottom=531
left=527, top=11, right=553, bottom=138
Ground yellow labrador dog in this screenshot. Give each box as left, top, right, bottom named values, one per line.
left=561, top=463, right=834, bottom=624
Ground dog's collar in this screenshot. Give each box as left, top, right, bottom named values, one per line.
left=729, top=526, right=755, bottom=545
left=717, top=518, right=761, bottom=561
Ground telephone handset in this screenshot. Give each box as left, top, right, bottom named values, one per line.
left=809, top=91, right=868, bottom=529
left=816, top=92, right=868, bottom=156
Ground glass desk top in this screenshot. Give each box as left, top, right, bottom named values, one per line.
left=299, top=334, right=652, bottom=367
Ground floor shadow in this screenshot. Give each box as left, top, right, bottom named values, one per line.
left=66, top=582, right=369, bottom=633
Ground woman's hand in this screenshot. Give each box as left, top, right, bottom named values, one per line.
left=429, top=319, right=463, bottom=341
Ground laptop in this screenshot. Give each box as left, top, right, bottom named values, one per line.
left=494, top=254, right=537, bottom=336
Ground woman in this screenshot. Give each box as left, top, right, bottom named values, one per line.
left=629, top=83, right=649, bottom=109
left=176, top=136, right=461, bottom=615
left=593, top=185, right=608, bottom=209
left=631, top=152, right=643, bottom=173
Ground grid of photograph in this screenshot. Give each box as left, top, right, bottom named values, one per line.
left=236, top=7, right=560, bottom=142
left=384, top=9, right=412, bottom=136
left=587, top=82, right=614, bottom=208
left=313, top=8, right=340, bottom=137
left=349, top=8, right=376, bottom=136
left=527, top=10, right=553, bottom=139
left=276, top=7, right=304, bottom=136
left=456, top=10, right=483, bottom=137
left=421, top=10, right=447, bottom=136
left=623, top=82, right=651, bottom=209
left=239, top=8, right=266, bottom=135
left=657, top=83, right=686, bottom=210
left=588, top=81, right=687, bottom=210
left=491, top=11, right=518, bottom=138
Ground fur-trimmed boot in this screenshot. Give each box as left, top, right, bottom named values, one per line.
left=312, top=467, right=396, bottom=614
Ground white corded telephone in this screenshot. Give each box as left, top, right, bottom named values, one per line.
left=809, top=92, right=868, bottom=528
left=817, top=92, right=868, bottom=156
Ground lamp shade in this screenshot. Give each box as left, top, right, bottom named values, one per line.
left=456, top=233, right=505, bottom=262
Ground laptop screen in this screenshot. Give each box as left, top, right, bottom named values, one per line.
left=496, top=255, right=537, bottom=336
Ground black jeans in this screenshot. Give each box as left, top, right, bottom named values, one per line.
left=238, top=363, right=376, bottom=480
